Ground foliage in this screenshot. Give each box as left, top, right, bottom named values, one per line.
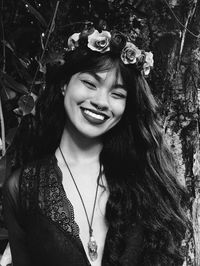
left=1, top=0, right=200, bottom=262
left=0, top=0, right=152, bottom=160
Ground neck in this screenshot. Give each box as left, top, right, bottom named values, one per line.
left=57, top=125, right=103, bottom=165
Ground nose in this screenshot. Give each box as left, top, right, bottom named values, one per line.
left=90, top=90, right=109, bottom=111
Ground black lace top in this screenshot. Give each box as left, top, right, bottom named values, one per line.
left=3, top=155, right=144, bottom=266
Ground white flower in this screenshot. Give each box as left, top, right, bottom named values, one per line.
left=143, top=52, right=154, bottom=75
left=68, top=33, right=80, bottom=50
left=87, top=30, right=111, bottom=53
left=145, top=52, right=154, bottom=67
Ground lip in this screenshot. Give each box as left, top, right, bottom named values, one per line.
left=80, top=107, right=110, bottom=124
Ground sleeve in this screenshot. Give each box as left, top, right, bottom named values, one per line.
left=2, top=169, right=32, bottom=266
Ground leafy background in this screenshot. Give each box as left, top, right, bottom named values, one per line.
left=1, top=0, right=200, bottom=264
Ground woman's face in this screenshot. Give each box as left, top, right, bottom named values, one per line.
left=63, top=67, right=127, bottom=139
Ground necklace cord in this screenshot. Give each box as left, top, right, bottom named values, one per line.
left=59, top=146, right=101, bottom=236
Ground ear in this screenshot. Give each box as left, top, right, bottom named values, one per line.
left=61, top=84, right=67, bottom=96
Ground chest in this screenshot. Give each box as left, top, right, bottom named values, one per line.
left=61, top=167, right=109, bottom=266
left=20, top=158, right=144, bottom=266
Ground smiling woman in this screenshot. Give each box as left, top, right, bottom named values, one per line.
left=63, top=70, right=126, bottom=139
left=3, top=25, right=190, bottom=266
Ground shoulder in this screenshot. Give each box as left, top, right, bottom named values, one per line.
left=20, top=154, right=54, bottom=182
left=3, top=168, right=22, bottom=206
left=3, top=155, right=54, bottom=203
left=19, top=155, right=55, bottom=192
left=3, top=160, right=38, bottom=207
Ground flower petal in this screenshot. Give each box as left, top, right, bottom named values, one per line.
left=68, top=33, right=80, bottom=50
left=87, top=30, right=111, bottom=53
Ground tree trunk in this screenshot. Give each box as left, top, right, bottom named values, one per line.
left=141, top=0, right=200, bottom=264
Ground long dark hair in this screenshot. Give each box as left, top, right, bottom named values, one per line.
left=9, top=47, right=189, bottom=265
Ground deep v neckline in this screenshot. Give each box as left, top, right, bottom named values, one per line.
left=51, top=154, right=105, bottom=266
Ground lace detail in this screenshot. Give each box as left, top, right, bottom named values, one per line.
left=20, top=156, right=80, bottom=239
left=20, top=162, right=38, bottom=211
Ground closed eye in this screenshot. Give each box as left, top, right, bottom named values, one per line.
left=82, top=80, right=96, bottom=89
left=111, top=91, right=127, bottom=99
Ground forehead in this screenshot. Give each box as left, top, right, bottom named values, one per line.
left=81, top=67, right=124, bottom=85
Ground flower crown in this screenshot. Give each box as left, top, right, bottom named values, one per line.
left=67, top=28, right=154, bottom=76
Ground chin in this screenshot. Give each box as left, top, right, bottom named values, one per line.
left=76, top=126, right=108, bottom=139
left=79, top=130, right=104, bottom=139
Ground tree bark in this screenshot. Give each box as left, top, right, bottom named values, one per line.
left=141, top=0, right=200, bottom=264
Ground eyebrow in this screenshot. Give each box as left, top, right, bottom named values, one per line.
left=81, top=71, right=127, bottom=90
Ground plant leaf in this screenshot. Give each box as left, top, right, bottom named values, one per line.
left=18, top=94, right=35, bottom=115
left=0, top=71, right=28, bottom=94
left=6, top=127, right=18, bottom=146
left=12, top=56, right=33, bottom=83
left=1, top=87, right=17, bottom=101
left=13, top=108, right=23, bottom=116
left=0, top=155, right=8, bottom=186
left=1, top=40, right=14, bottom=53
left=22, top=0, right=48, bottom=28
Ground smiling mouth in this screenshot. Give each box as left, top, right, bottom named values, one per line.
left=81, top=107, right=109, bottom=123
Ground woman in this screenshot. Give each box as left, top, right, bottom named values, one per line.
left=3, top=26, right=189, bottom=266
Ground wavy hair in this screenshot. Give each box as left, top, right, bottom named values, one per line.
left=9, top=47, right=189, bottom=265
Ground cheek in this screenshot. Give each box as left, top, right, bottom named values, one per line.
left=112, top=100, right=126, bottom=119
left=63, top=91, right=77, bottom=117
left=64, top=89, right=81, bottom=106
left=65, top=85, right=89, bottom=105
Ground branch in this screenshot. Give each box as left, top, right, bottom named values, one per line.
left=0, top=0, right=6, bottom=156
left=30, top=1, right=61, bottom=92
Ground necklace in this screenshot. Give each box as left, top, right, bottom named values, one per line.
left=59, top=147, right=100, bottom=261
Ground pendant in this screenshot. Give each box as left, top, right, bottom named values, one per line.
left=88, top=235, right=98, bottom=261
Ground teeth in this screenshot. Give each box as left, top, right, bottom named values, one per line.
left=84, top=109, right=105, bottom=120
